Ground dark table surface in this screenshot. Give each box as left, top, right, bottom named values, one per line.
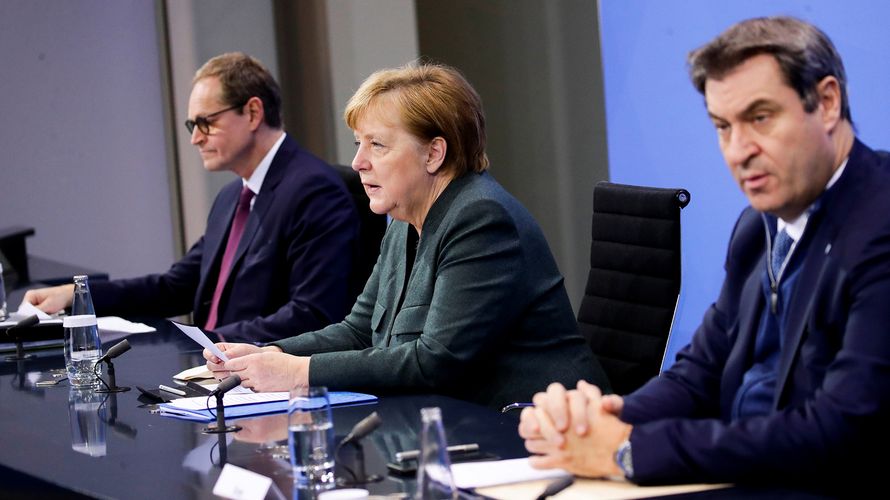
left=0, top=319, right=527, bottom=499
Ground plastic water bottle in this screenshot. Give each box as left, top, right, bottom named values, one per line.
left=64, top=275, right=102, bottom=387
left=415, top=407, right=457, bottom=499
left=0, top=261, right=7, bottom=320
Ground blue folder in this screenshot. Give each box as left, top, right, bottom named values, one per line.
left=156, top=391, right=377, bottom=422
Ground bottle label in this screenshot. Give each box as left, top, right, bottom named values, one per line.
left=63, top=315, right=98, bottom=328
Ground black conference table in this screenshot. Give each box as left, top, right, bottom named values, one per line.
left=0, top=319, right=527, bottom=499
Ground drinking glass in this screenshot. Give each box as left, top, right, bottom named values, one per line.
left=288, top=386, right=336, bottom=488
left=68, top=387, right=107, bottom=457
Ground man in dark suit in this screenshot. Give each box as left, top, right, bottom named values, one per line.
left=24, top=53, right=360, bottom=343
left=519, top=17, right=890, bottom=489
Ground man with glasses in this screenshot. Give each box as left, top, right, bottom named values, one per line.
left=24, top=53, right=360, bottom=343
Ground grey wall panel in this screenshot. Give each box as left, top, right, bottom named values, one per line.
left=0, top=0, right=175, bottom=280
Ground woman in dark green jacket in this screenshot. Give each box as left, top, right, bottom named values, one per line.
left=204, top=62, right=609, bottom=410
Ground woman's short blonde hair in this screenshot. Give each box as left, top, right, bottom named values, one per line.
left=344, top=62, right=489, bottom=175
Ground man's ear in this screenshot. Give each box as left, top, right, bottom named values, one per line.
left=245, top=96, right=265, bottom=131
left=816, top=75, right=842, bottom=133
left=425, top=137, right=447, bottom=174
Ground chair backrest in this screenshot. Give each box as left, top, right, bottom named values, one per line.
left=332, top=165, right=387, bottom=299
left=578, top=181, right=690, bottom=395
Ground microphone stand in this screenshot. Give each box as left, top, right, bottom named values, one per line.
left=96, top=340, right=132, bottom=393
left=96, top=357, right=130, bottom=393
left=335, top=411, right=384, bottom=486
left=203, top=375, right=242, bottom=434
left=336, top=441, right=382, bottom=486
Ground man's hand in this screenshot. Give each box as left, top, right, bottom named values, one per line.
left=23, top=284, right=74, bottom=314
left=519, top=380, right=631, bottom=478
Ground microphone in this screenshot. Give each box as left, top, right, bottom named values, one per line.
left=203, top=374, right=243, bottom=434
left=535, top=475, right=574, bottom=500
left=339, top=411, right=382, bottom=448
left=4, top=314, right=39, bottom=362
left=95, top=339, right=132, bottom=393
left=209, top=374, right=242, bottom=397
left=9, top=314, right=39, bottom=332
left=96, top=339, right=131, bottom=364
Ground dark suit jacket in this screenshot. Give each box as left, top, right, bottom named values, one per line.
left=621, top=140, right=890, bottom=486
left=91, top=135, right=360, bottom=343
left=273, top=172, right=608, bottom=410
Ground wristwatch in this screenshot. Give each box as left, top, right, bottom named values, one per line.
left=615, top=439, right=634, bottom=479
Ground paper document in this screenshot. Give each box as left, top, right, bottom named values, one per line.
left=451, top=457, right=569, bottom=489
left=0, top=300, right=61, bottom=328
left=97, top=316, right=155, bottom=335
left=174, top=364, right=215, bottom=381
left=15, top=300, right=52, bottom=320
left=172, top=321, right=229, bottom=361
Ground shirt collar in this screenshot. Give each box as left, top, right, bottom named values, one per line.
left=242, top=132, right=286, bottom=195
left=777, top=156, right=848, bottom=241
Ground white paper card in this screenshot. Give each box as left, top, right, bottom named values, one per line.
left=97, top=316, right=155, bottom=334
left=451, top=457, right=570, bottom=489
left=172, top=321, right=229, bottom=361
left=213, top=463, right=272, bottom=500
left=168, top=390, right=286, bottom=411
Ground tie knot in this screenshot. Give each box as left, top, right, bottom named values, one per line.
left=239, top=186, right=255, bottom=208
left=771, top=229, right=794, bottom=278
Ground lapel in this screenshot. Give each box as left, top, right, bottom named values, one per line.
left=197, top=184, right=240, bottom=304
left=382, top=223, right=409, bottom=347
left=226, top=138, right=291, bottom=281
left=771, top=144, right=865, bottom=407
left=721, top=242, right=768, bottom=416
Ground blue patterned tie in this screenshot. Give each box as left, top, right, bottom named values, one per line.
left=771, top=229, right=793, bottom=278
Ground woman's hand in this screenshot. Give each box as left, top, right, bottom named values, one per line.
left=204, top=343, right=282, bottom=378
left=217, top=351, right=310, bottom=392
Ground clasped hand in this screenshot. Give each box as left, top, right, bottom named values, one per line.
left=518, top=380, right=632, bottom=478
left=203, top=343, right=310, bottom=393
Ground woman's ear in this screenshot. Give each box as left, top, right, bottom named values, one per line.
left=425, top=137, right=447, bottom=174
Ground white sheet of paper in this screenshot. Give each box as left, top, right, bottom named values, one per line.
left=15, top=300, right=52, bottom=320
left=1, top=300, right=62, bottom=327
left=172, top=322, right=229, bottom=361
left=97, top=316, right=155, bottom=334
left=213, top=463, right=272, bottom=500
left=451, top=457, right=570, bottom=489
left=168, top=391, right=286, bottom=411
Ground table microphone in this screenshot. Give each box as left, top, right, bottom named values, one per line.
left=4, top=314, right=39, bottom=362
left=96, top=339, right=131, bottom=364
left=336, top=411, right=384, bottom=486
left=203, top=374, right=242, bottom=434
left=96, top=339, right=132, bottom=393
left=209, top=373, right=242, bottom=397
left=339, top=411, right=382, bottom=448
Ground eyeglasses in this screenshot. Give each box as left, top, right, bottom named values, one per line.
left=184, top=103, right=244, bottom=135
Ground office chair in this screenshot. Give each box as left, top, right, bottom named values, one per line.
left=579, top=181, right=690, bottom=395
left=500, top=181, right=690, bottom=413
left=332, top=165, right=387, bottom=298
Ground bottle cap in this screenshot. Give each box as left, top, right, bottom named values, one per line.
left=63, top=314, right=98, bottom=328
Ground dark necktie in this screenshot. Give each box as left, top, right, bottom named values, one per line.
left=771, top=228, right=793, bottom=279
left=205, top=186, right=254, bottom=331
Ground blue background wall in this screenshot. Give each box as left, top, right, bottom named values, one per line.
left=598, top=1, right=890, bottom=369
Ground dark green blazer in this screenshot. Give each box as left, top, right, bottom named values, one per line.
left=273, top=172, right=608, bottom=409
